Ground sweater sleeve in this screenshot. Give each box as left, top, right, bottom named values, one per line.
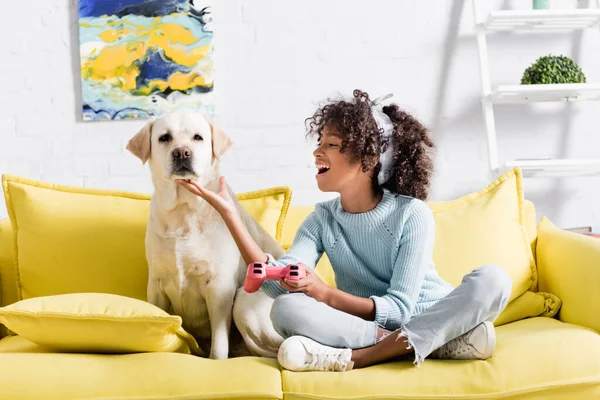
left=260, top=210, right=325, bottom=298
left=369, top=200, right=435, bottom=329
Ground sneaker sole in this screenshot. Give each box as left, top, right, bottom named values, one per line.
left=480, top=321, right=496, bottom=359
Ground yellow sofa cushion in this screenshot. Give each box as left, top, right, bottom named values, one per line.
left=537, top=217, right=600, bottom=333
left=523, top=199, right=538, bottom=262
left=427, top=168, right=535, bottom=301
left=427, top=168, right=560, bottom=325
left=0, top=336, right=283, bottom=400
left=0, top=293, right=202, bottom=355
left=282, top=317, right=600, bottom=400
left=492, top=290, right=560, bottom=327
left=1, top=174, right=290, bottom=304
left=238, top=186, right=291, bottom=244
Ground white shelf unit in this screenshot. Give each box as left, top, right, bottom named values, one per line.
left=472, top=1, right=600, bottom=178
left=490, top=83, right=600, bottom=103
left=505, top=158, right=600, bottom=177
left=483, top=9, right=600, bottom=32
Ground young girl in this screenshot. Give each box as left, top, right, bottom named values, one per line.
left=177, top=89, right=512, bottom=372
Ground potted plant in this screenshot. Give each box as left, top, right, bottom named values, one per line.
left=521, top=54, right=587, bottom=85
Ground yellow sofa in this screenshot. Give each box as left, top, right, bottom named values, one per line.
left=0, top=169, right=599, bottom=400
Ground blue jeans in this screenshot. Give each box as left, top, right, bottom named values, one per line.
left=270, top=264, right=512, bottom=365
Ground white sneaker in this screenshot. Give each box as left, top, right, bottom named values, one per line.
left=430, top=321, right=496, bottom=360
left=277, top=336, right=354, bottom=372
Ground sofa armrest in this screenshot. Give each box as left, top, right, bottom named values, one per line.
left=0, top=218, right=17, bottom=337
left=0, top=218, right=17, bottom=305
left=536, top=217, right=600, bottom=333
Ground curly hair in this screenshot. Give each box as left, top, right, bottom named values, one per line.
left=304, top=89, right=435, bottom=200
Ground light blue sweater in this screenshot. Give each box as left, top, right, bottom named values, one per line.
left=261, top=189, right=454, bottom=330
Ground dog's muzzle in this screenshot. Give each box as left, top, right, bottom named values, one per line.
left=171, top=146, right=196, bottom=176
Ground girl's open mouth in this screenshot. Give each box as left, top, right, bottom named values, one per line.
left=316, top=164, right=330, bottom=176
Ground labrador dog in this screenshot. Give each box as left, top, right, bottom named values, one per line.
left=126, top=109, right=284, bottom=359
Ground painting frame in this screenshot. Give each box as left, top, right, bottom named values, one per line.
left=77, top=0, right=214, bottom=122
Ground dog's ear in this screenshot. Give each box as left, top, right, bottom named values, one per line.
left=210, top=122, right=232, bottom=162
left=126, top=120, right=154, bottom=164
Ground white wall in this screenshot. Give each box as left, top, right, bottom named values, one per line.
left=1, top=0, right=599, bottom=229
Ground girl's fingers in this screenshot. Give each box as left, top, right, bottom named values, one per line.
left=188, top=179, right=207, bottom=194
left=284, top=278, right=309, bottom=290
left=284, top=279, right=300, bottom=288
left=295, top=263, right=310, bottom=276
left=185, top=183, right=203, bottom=197
left=178, top=180, right=219, bottom=202
left=219, top=176, right=231, bottom=198
left=280, top=279, right=296, bottom=292
left=185, top=178, right=229, bottom=203
left=177, top=180, right=202, bottom=196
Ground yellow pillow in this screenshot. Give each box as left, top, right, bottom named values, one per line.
left=0, top=293, right=202, bottom=355
left=428, top=167, right=536, bottom=302
left=1, top=174, right=290, bottom=303
left=237, top=186, right=292, bottom=244
left=428, top=168, right=561, bottom=325
left=492, top=290, right=561, bottom=326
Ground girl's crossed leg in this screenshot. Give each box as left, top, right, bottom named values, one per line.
left=270, top=264, right=512, bottom=371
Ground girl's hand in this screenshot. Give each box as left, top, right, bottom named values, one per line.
left=280, top=265, right=332, bottom=304
left=176, top=176, right=237, bottom=217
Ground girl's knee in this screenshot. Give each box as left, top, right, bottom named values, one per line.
left=270, top=293, right=312, bottom=338
left=472, top=264, right=512, bottom=305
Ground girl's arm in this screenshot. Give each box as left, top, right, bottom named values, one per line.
left=222, top=208, right=268, bottom=266
left=281, top=265, right=378, bottom=320
left=322, top=288, right=377, bottom=320
left=176, top=177, right=325, bottom=298
left=260, top=211, right=325, bottom=298
left=177, top=177, right=267, bottom=265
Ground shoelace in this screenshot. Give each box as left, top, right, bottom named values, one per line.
left=308, top=349, right=348, bottom=371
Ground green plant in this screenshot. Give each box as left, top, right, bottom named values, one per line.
left=521, top=54, right=586, bottom=85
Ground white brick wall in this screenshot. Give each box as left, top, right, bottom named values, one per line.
left=1, top=0, right=600, bottom=228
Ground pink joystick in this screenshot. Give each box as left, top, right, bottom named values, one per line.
left=244, top=262, right=306, bottom=293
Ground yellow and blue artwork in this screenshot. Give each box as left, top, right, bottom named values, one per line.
left=78, top=0, right=214, bottom=121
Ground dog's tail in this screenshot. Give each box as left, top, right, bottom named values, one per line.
left=232, top=288, right=284, bottom=359
left=241, top=324, right=282, bottom=358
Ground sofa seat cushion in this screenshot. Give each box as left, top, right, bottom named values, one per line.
left=282, top=318, right=600, bottom=400
left=0, top=336, right=283, bottom=400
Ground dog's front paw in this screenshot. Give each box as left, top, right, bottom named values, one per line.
left=209, top=346, right=229, bottom=360
left=208, top=333, right=230, bottom=360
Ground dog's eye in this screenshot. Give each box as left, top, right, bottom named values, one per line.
left=193, top=134, right=203, bottom=141
left=158, top=133, right=172, bottom=143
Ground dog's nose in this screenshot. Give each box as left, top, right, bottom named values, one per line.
left=173, top=147, right=192, bottom=160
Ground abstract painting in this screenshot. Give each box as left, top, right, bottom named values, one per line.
left=78, top=0, right=214, bottom=121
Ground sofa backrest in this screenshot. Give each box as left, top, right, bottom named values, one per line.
left=0, top=169, right=541, bottom=336
left=0, top=198, right=537, bottom=306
